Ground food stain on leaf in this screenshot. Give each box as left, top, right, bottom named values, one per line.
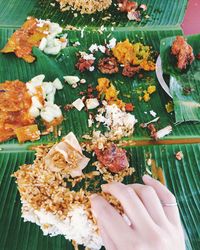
left=151, top=159, right=165, bottom=185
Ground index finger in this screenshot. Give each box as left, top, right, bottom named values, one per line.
left=90, top=194, right=134, bottom=249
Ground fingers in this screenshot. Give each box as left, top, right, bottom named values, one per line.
left=98, top=225, right=117, bottom=250
left=142, top=175, right=181, bottom=226
left=90, top=194, right=134, bottom=249
left=101, top=182, right=158, bottom=233
left=129, top=184, right=168, bottom=226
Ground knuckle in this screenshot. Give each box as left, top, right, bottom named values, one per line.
left=164, top=191, right=176, bottom=203
left=140, top=185, right=155, bottom=197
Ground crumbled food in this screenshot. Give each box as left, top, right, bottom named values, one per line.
left=97, top=78, right=125, bottom=109
left=122, top=64, right=141, bottom=77
left=117, top=1, right=147, bottom=22
left=171, top=36, right=195, bottom=70
left=14, top=125, right=40, bottom=143
left=94, top=143, right=129, bottom=173
left=147, top=85, right=156, bottom=94
left=56, top=0, right=112, bottom=14
left=64, top=104, right=74, bottom=111
left=142, top=85, right=156, bottom=102
left=112, top=40, right=155, bottom=72
left=165, top=101, right=174, bottom=113
left=95, top=103, right=137, bottom=140
left=143, top=91, right=150, bottom=102
left=76, top=53, right=95, bottom=72
left=1, top=17, right=67, bottom=63
left=98, top=57, right=119, bottom=74
left=175, top=151, right=184, bottom=161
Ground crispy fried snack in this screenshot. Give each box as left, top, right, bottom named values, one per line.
left=171, top=36, right=195, bottom=70
left=0, top=80, right=35, bottom=142
left=1, top=17, right=49, bottom=63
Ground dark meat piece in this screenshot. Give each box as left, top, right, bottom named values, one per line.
left=98, top=57, right=119, bottom=74
left=118, top=0, right=138, bottom=12
left=171, top=36, right=195, bottom=70
left=147, top=123, right=157, bottom=137
left=122, top=64, right=141, bottom=77
left=94, top=143, right=129, bottom=173
left=76, top=57, right=94, bottom=72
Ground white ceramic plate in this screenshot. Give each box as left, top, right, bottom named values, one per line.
left=156, top=55, right=173, bottom=98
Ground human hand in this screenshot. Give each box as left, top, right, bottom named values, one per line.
left=90, top=175, right=185, bottom=250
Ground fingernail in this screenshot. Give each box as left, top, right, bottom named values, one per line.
left=101, top=184, right=109, bottom=191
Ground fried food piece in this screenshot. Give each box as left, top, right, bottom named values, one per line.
left=0, top=80, right=35, bottom=142
left=1, top=17, right=49, bottom=63
left=76, top=57, right=94, bottom=72
left=14, top=125, right=40, bottom=143
left=94, top=143, right=129, bottom=173
left=112, top=39, right=155, bottom=71
left=98, top=57, right=119, bottom=74
left=171, top=36, right=195, bottom=70
left=122, top=64, right=141, bottom=77
left=96, top=78, right=125, bottom=109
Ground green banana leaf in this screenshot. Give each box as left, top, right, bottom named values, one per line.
left=160, top=34, right=200, bottom=123
left=0, top=0, right=188, bottom=29
left=0, top=143, right=199, bottom=249
left=0, top=0, right=200, bottom=250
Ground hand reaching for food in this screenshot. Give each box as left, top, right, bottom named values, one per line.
left=90, top=175, right=185, bottom=250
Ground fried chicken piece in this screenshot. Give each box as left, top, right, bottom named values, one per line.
left=98, top=57, right=119, bottom=74
left=122, top=64, right=141, bottom=77
left=94, top=143, right=129, bottom=173
left=171, top=36, right=195, bottom=70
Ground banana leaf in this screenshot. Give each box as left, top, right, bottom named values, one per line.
left=31, top=0, right=188, bottom=29
left=160, top=34, right=200, bottom=123
left=0, top=0, right=188, bottom=29
left=0, top=28, right=200, bottom=149
left=0, top=143, right=199, bottom=249
left=0, top=0, right=200, bottom=250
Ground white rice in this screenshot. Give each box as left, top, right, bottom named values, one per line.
left=22, top=201, right=103, bottom=249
